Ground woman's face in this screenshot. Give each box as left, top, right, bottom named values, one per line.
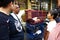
left=47, top=12, right=53, bottom=20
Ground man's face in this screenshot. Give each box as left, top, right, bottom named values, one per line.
left=8, top=2, right=15, bottom=12
left=13, top=4, right=20, bottom=14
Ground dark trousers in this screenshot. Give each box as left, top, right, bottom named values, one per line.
left=34, top=38, right=42, bottom=40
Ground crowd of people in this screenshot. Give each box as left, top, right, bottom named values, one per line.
left=0, top=0, right=60, bottom=40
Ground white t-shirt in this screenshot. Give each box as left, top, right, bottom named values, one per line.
left=47, top=20, right=57, bottom=32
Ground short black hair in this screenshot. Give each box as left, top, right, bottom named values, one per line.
left=57, top=7, right=60, bottom=17
left=49, top=9, right=58, bottom=19
left=0, top=0, right=14, bottom=7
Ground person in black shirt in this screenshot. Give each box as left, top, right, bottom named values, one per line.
left=0, top=0, right=14, bottom=40
left=9, top=4, right=24, bottom=40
